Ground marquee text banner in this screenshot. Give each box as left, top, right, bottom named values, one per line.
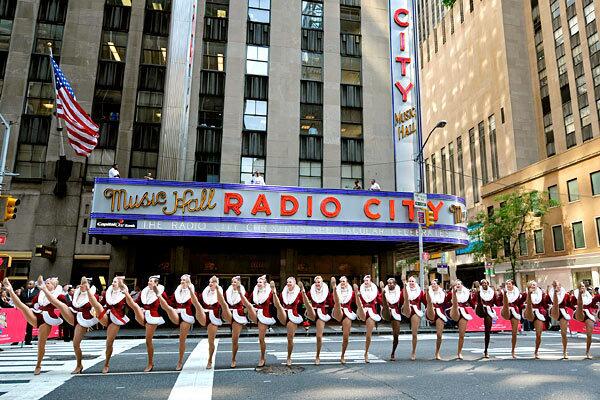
left=89, top=179, right=468, bottom=244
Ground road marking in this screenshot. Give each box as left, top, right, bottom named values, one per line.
left=168, top=339, right=216, bottom=400
left=214, top=367, right=256, bottom=372
left=74, top=370, right=180, bottom=377
left=267, top=350, right=384, bottom=364
left=0, top=339, right=143, bottom=400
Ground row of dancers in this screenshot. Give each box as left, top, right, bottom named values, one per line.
left=2, top=274, right=599, bottom=375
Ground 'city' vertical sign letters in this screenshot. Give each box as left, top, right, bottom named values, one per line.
left=389, top=0, right=420, bottom=192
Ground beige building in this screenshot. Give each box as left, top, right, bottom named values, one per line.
left=420, top=0, right=600, bottom=289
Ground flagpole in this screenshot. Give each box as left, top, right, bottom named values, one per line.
left=47, top=42, right=66, bottom=158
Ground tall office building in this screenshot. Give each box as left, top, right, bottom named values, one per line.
left=420, top=0, right=600, bottom=289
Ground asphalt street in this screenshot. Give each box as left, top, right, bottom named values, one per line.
left=1, top=331, right=598, bottom=400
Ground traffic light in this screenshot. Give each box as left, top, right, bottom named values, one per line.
left=425, top=209, right=435, bottom=228
left=0, top=195, right=19, bottom=222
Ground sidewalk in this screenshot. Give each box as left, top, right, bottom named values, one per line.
left=85, top=322, right=451, bottom=340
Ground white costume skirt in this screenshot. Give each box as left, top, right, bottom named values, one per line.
left=76, top=312, right=98, bottom=328
left=342, top=308, right=357, bottom=320
left=177, top=309, right=195, bottom=324
left=365, top=308, right=382, bottom=322
left=144, top=310, right=165, bottom=326
left=109, top=311, right=130, bottom=326
left=232, top=309, right=248, bottom=325
left=256, top=309, right=276, bottom=325
left=316, top=308, right=331, bottom=322
left=390, top=309, right=402, bottom=321
left=286, top=309, right=304, bottom=324
left=208, top=309, right=223, bottom=326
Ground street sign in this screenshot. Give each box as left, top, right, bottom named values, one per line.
left=417, top=210, right=425, bottom=224
left=437, top=263, right=449, bottom=274
left=414, top=192, right=428, bottom=209
left=422, top=252, right=430, bottom=262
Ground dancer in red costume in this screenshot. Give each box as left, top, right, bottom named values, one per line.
left=500, top=279, right=524, bottom=359
left=471, top=279, right=500, bottom=359
left=548, top=280, right=572, bottom=359
left=331, top=276, right=363, bottom=364
left=306, top=275, right=333, bottom=365
left=573, top=282, right=600, bottom=359
left=401, top=276, right=426, bottom=360
left=523, top=280, right=550, bottom=359
left=271, top=277, right=315, bottom=366
left=226, top=276, right=254, bottom=368
left=425, top=279, right=450, bottom=360
left=358, top=275, right=381, bottom=363
left=449, top=280, right=473, bottom=360
left=244, top=275, right=273, bottom=367
left=200, top=276, right=232, bottom=369
left=2, top=277, right=66, bottom=375
left=379, top=278, right=404, bottom=361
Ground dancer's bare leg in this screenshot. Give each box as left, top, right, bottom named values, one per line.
left=286, top=321, right=297, bottom=366
left=331, top=278, right=342, bottom=322
left=216, top=288, right=232, bottom=324
left=410, top=314, right=420, bottom=360
left=191, top=292, right=207, bottom=326
left=35, top=324, right=51, bottom=375
left=257, top=323, right=268, bottom=367
left=37, top=283, right=75, bottom=326
left=103, top=323, right=119, bottom=373
left=239, top=293, right=257, bottom=323
left=158, top=295, right=179, bottom=325
left=585, top=320, right=594, bottom=359
left=298, top=281, right=316, bottom=321
left=207, top=323, right=217, bottom=369
left=176, top=321, right=192, bottom=371
left=533, top=319, right=543, bottom=359
left=231, top=321, right=243, bottom=368
left=457, top=319, right=467, bottom=359
left=315, top=319, right=324, bottom=365
left=390, top=320, right=400, bottom=361
left=340, top=317, right=351, bottom=364
left=270, top=281, right=287, bottom=325
left=2, top=278, right=38, bottom=326
left=435, top=318, right=444, bottom=360
left=144, top=324, right=157, bottom=372
left=123, top=287, right=145, bottom=326
left=71, top=325, right=87, bottom=374
left=87, top=288, right=109, bottom=327
left=511, top=319, right=519, bottom=359
left=559, top=318, right=568, bottom=359
left=483, top=316, right=492, bottom=358
left=364, top=318, right=375, bottom=363
left=353, top=284, right=366, bottom=321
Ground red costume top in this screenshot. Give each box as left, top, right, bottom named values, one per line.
left=170, top=284, right=196, bottom=324
left=427, top=287, right=450, bottom=322
left=503, top=287, right=524, bottom=320
left=452, top=287, right=474, bottom=321
left=573, top=289, right=600, bottom=321
left=201, top=286, right=223, bottom=326
left=335, top=285, right=357, bottom=320
left=307, top=284, right=333, bottom=322
left=137, top=285, right=168, bottom=325
left=69, top=286, right=99, bottom=327
left=280, top=285, right=303, bottom=324
left=383, top=285, right=404, bottom=321
left=100, top=285, right=130, bottom=326
left=359, top=283, right=382, bottom=322
left=548, top=287, right=572, bottom=321
left=524, top=287, right=550, bottom=322
left=226, top=285, right=248, bottom=325
left=471, top=287, right=500, bottom=319
left=405, top=285, right=426, bottom=317
left=32, top=287, right=67, bottom=327
left=248, top=285, right=276, bottom=325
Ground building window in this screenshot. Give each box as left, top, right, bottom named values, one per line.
left=567, top=178, right=579, bottom=201
left=518, top=233, right=527, bottom=256
left=431, top=153, right=437, bottom=194
left=248, top=0, right=270, bottom=23
left=441, top=147, right=448, bottom=193
left=457, top=136, right=465, bottom=198
left=478, top=121, right=488, bottom=184
left=195, top=128, right=222, bottom=182
left=572, top=221, right=585, bottom=249
left=341, top=56, right=361, bottom=85
left=341, top=107, right=362, bottom=138
left=302, top=51, right=323, bottom=81
left=488, top=115, right=499, bottom=180
left=534, top=229, right=544, bottom=254
left=448, top=141, right=456, bottom=195
left=246, top=45, right=269, bottom=75
left=301, top=103, right=322, bottom=136
left=299, top=161, right=322, bottom=188
left=202, top=42, right=226, bottom=71
left=244, top=100, right=267, bottom=131
left=469, top=128, right=479, bottom=202
left=241, top=156, right=265, bottom=184
left=341, top=138, right=363, bottom=189
left=302, top=1, right=323, bottom=30
left=591, top=170, right=600, bottom=195
left=552, top=225, right=565, bottom=251
left=548, top=184, right=559, bottom=202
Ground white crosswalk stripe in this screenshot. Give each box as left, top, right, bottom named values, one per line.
left=268, top=349, right=385, bottom=365
left=0, top=339, right=143, bottom=400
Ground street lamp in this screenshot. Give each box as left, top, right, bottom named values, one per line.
left=414, top=119, right=446, bottom=326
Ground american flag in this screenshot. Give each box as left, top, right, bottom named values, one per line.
left=50, top=56, right=100, bottom=157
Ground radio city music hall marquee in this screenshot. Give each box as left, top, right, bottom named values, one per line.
left=389, top=0, right=421, bottom=192
left=89, top=179, right=468, bottom=246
